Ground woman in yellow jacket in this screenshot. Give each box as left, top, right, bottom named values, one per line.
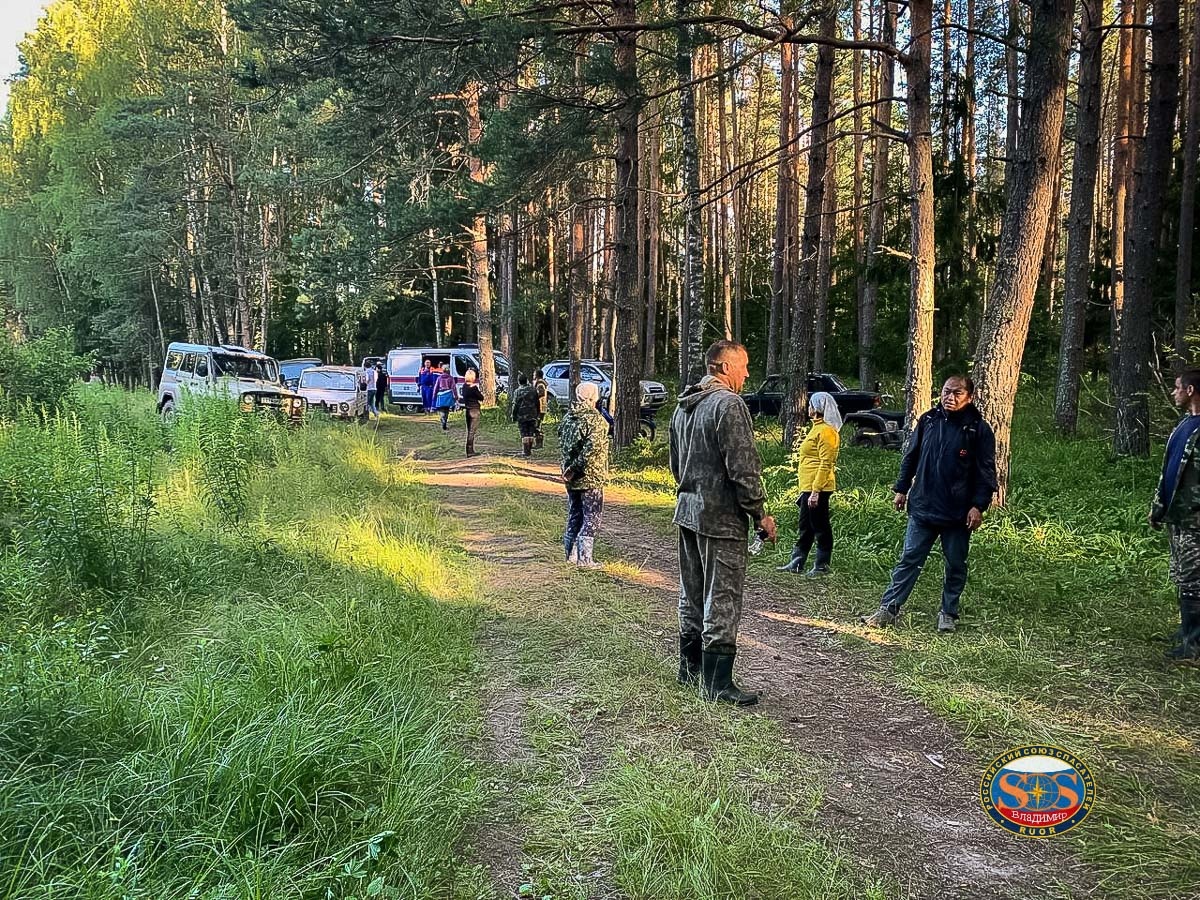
left=777, top=392, right=842, bottom=575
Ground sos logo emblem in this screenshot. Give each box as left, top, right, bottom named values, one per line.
left=980, top=745, right=1096, bottom=838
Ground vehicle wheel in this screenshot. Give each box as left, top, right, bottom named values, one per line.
left=160, top=398, right=176, bottom=422
left=639, top=420, right=656, bottom=441
left=851, top=426, right=883, bottom=449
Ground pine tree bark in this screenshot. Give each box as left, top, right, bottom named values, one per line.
left=1114, top=0, right=1181, bottom=456
left=904, top=0, right=937, bottom=433
left=783, top=6, right=837, bottom=448
left=860, top=1, right=897, bottom=389
left=852, top=0, right=866, bottom=358
left=644, top=95, right=662, bottom=375
left=1055, top=0, right=1105, bottom=434
left=1110, top=0, right=1142, bottom=375
left=464, top=81, right=497, bottom=406
left=677, top=0, right=705, bottom=387
left=814, top=144, right=837, bottom=373
left=1004, top=0, right=1022, bottom=187
left=612, top=0, right=642, bottom=447
left=1175, top=9, right=1200, bottom=364
left=717, top=40, right=734, bottom=341
left=769, top=30, right=795, bottom=378
left=974, top=0, right=1075, bottom=504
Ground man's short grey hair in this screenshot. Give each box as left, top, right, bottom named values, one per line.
left=576, top=382, right=600, bottom=405
left=705, top=340, right=747, bottom=372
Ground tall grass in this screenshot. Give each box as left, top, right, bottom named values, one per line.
left=0, top=389, right=486, bottom=899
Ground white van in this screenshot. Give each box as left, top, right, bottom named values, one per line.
left=157, top=342, right=305, bottom=421
left=385, top=346, right=510, bottom=408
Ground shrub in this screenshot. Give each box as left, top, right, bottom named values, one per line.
left=0, top=329, right=95, bottom=413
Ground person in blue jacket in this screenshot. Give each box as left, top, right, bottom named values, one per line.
left=418, top=360, right=438, bottom=413
left=862, top=375, right=998, bottom=633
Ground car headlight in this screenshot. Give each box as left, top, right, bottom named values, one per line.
left=291, top=398, right=303, bottom=410
left=239, top=396, right=254, bottom=410
left=885, top=420, right=898, bottom=432
left=340, top=402, right=349, bottom=412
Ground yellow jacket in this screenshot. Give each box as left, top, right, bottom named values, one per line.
left=797, top=418, right=840, bottom=492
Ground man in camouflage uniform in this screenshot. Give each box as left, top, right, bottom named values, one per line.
left=533, top=368, right=549, bottom=450
left=670, top=340, right=776, bottom=705
left=558, top=381, right=610, bottom=567
left=1150, top=369, right=1200, bottom=661
left=510, top=374, right=542, bottom=457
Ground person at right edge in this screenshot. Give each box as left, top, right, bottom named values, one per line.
left=862, top=375, right=997, bottom=633
left=1149, top=369, right=1200, bottom=662
left=670, top=340, right=776, bottom=706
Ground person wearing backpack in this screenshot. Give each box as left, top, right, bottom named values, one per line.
left=862, top=375, right=997, bottom=633
left=433, top=364, right=458, bottom=431
left=558, top=381, right=609, bottom=568
left=511, top=374, right=542, bottom=457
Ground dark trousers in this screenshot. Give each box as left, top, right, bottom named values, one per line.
left=880, top=517, right=971, bottom=619
left=564, top=489, right=604, bottom=557
left=792, top=490, right=833, bottom=568
left=439, top=408, right=451, bottom=429
left=678, top=527, right=746, bottom=651
left=465, top=407, right=481, bottom=452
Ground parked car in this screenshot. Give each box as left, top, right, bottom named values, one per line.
left=280, top=357, right=322, bottom=391
left=742, top=373, right=883, bottom=419
left=539, top=360, right=669, bottom=412
left=385, top=346, right=511, bottom=408
left=157, top=342, right=306, bottom=422
left=844, top=408, right=906, bottom=449
left=295, top=366, right=368, bottom=420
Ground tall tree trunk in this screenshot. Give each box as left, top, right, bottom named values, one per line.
left=904, top=0, right=937, bottom=433
left=677, top=0, right=705, bottom=386
left=644, top=95, right=662, bottom=375
left=1175, top=8, right=1200, bottom=364
left=430, top=247, right=443, bottom=348
left=974, top=0, right=1075, bottom=504
left=611, top=0, right=642, bottom=447
left=813, top=143, right=838, bottom=372
left=547, top=205, right=559, bottom=353
left=1054, top=0, right=1105, bottom=434
left=1111, top=0, right=1142, bottom=376
left=499, top=208, right=516, bottom=375
left=860, top=1, right=897, bottom=389
left=464, top=81, right=497, bottom=406
left=568, top=193, right=586, bottom=395
left=852, top=0, right=866, bottom=361
left=769, top=30, right=795, bottom=377
left=1114, top=0, right=1181, bottom=456
left=717, top=39, right=734, bottom=341
left=1004, top=0, right=1022, bottom=187
left=964, top=0, right=978, bottom=271
left=783, top=6, right=837, bottom=448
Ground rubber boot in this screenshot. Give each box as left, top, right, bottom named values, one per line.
left=466, top=437, right=476, bottom=457
left=678, top=634, right=702, bottom=685
left=565, top=538, right=578, bottom=563
left=806, top=546, right=831, bottom=577
left=1167, top=590, right=1200, bottom=661
left=701, top=648, right=759, bottom=706
left=522, top=437, right=533, bottom=458
left=535, top=431, right=545, bottom=450
left=576, top=536, right=600, bottom=569
left=776, top=545, right=806, bottom=574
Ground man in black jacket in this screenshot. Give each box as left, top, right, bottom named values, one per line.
left=862, top=375, right=998, bottom=632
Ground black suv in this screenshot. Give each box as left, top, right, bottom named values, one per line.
left=743, top=373, right=882, bottom=418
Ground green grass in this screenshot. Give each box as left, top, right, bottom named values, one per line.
left=612, top=389, right=1200, bottom=899
left=0, top=389, right=488, bottom=899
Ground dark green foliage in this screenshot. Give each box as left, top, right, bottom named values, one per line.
left=0, top=328, right=95, bottom=412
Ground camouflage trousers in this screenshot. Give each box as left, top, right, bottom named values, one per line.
left=678, top=526, right=747, bottom=651
left=1168, top=525, right=1200, bottom=587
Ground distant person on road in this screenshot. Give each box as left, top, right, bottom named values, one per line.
left=375, top=363, right=388, bottom=414
left=861, top=375, right=997, bottom=633
left=533, top=368, right=549, bottom=450
left=777, top=391, right=842, bottom=576
left=419, top=360, right=438, bottom=413
left=1149, top=369, right=1200, bottom=662
left=365, top=365, right=379, bottom=419
left=558, top=381, right=610, bottom=568
left=433, top=363, right=458, bottom=431
left=670, top=340, right=776, bottom=706
left=511, top=374, right=542, bottom=458
left=461, top=368, right=485, bottom=457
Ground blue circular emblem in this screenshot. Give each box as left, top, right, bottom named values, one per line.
left=980, top=745, right=1096, bottom=838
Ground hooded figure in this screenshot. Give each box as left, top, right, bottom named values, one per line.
left=669, top=340, right=774, bottom=706
left=777, top=391, right=842, bottom=576
left=558, top=381, right=609, bottom=567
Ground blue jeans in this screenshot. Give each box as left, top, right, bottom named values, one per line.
left=366, top=389, right=377, bottom=416
left=879, top=517, right=971, bottom=619
left=564, top=489, right=604, bottom=558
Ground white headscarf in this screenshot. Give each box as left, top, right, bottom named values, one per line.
left=808, top=391, right=843, bottom=430
left=576, top=382, right=600, bottom=406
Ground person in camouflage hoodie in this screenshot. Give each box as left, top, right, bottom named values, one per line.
left=510, top=374, right=542, bottom=457
left=1150, top=369, right=1200, bottom=661
left=558, top=381, right=610, bottom=567
left=670, top=340, right=776, bottom=706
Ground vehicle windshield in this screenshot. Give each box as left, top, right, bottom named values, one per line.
left=281, top=361, right=318, bottom=381
left=213, top=352, right=277, bottom=382
left=299, top=371, right=357, bottom=392
left=825, top=374, right=849, bottom=392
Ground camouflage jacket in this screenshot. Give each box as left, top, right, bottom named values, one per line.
left=510, top=385, right=541, bottom=422
left=1152, top=419, right=1200, bottom=528
left=558, top=402, right=610, bottom=490
left=533, top=378, right=548, bottom=414
left=669, top=376, right=766, bottom=540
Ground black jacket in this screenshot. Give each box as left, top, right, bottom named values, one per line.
left=894, top=404, right=997, bottom=525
